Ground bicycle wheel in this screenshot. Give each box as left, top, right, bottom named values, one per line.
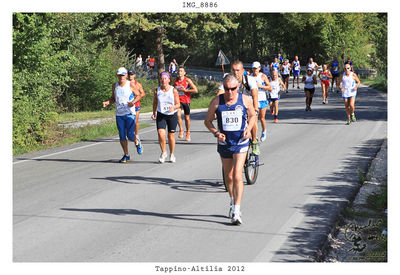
left=222, top=166, right=228, bottom=191
left=244, top=151, right=259, bottom=185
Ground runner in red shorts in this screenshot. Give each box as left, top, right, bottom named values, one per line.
left=319, top=64, right=332, bottom=104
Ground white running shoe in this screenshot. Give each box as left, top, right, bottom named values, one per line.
left=159, top=152, right=168, bottom=163
left=169, top=154, right=176, bottom=163
left=229, top=206, right=234, bottom=219
left=231, top=212, right=242, bottom=225
left=260, top=131, right=267, bottom=142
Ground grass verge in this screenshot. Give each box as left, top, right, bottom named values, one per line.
left=361, top=75, right=387, bottom=93
left=13, top=122, right=151, bottom=156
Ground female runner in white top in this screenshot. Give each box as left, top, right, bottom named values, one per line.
left=269, top=70, right=285, bottom=123
left=340, top=64, right=360, bottom=124
left=152, top=72, right=180, bottom=163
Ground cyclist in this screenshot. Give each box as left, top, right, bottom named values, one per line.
left=340, top=64, right=361, bottom=125
left=302, top=68, right=318, bottom=111
left=251, top=61, right=271, bottom=141
left=318, top=64, right=332, bottom=104
left=102, top=67, right=142, bottom=163
left=127, top=70, right=145, bottom=154
left=217, top=61, right=260, bottom=155
left=204, top=74, right=257, bottom=225
left=269, top=70, right=285, bottom=123
left=329, top=56, right=340, bottom=92
left=174, top=66, right=198, bottom=142
left=152, top=72, right=180, bottom=163
left=292, top=56, right=301, bottom=89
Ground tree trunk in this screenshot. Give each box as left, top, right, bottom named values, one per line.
left=155, top=27, right=165, bottom=77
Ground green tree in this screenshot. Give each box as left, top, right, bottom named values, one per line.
left=13, top=13, right=60, bottom=148
left=111, top=13, right=238, bottom=73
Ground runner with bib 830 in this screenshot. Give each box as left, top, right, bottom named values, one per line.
left=218, top=61, right=260, bottom=156
left=205, top=73, right=257, bottom=225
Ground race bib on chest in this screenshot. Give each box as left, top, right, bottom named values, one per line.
left=117, top=103, right=128, bottom=112
left=160, top=102, right=172, bottom=113
left=221, top=110, right=242, bottom=131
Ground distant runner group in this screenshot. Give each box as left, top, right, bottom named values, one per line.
left=102, top=54, right=361, bottom=225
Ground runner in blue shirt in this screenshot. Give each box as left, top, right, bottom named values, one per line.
left=204, top=74, right=257, bottom=225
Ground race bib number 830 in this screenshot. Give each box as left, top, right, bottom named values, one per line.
left=221, top=110, right=242, bottom=131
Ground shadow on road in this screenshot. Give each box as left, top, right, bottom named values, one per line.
left=60, top=207, right=232, bottom=226
left=92, top=175, right=226, bottom=193
left=271, top=138, right=384, bottom=262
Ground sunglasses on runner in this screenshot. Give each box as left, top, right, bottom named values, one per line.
left=345, top=67, right=351, bottom=70
left=224, top=86, right=238, bottom=91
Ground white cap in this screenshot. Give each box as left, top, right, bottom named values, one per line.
left=252, top=61, right=261, bottom=68
left=116, top=67, right=127, bottom=75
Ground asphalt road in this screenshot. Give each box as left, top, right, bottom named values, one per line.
left=13, top=84, right=387, bottom=262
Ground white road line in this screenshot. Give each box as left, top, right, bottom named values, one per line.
left=13, top=127, right=156, bottom=165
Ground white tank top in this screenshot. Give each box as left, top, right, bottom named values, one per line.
left=115, top=80, right=135, bottom=116
left=157, top=86, right=177, bottom=115
left=307, top=62, right=316, bottom=70
left=270, top=79, right=280, bottom=99
left=304, top=75, right=315, bottom=89
left=282, top=64, right=290, bottom=74
left=252, top=73, right=267, bottom=101
left=342, top=72, right=355, bottom=90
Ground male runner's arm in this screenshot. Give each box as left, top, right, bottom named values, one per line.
left=204, top=96, right=226, bottom=143
left=186, top=78, right=198, bottom=93
left=251, top=87, right=259, bottom=111
left=242, top=95, right=257, bottom=140
left=128, top=82, right=142, bottom=107
left=261, top=74, right=271, bottom=91
left=217, top=82, right=225, bottom=96
left=137, top=82, right=146, bottom=98
left=248, top=77, right=259, bottom=110
left=314, top=62, right=319, bottom=72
